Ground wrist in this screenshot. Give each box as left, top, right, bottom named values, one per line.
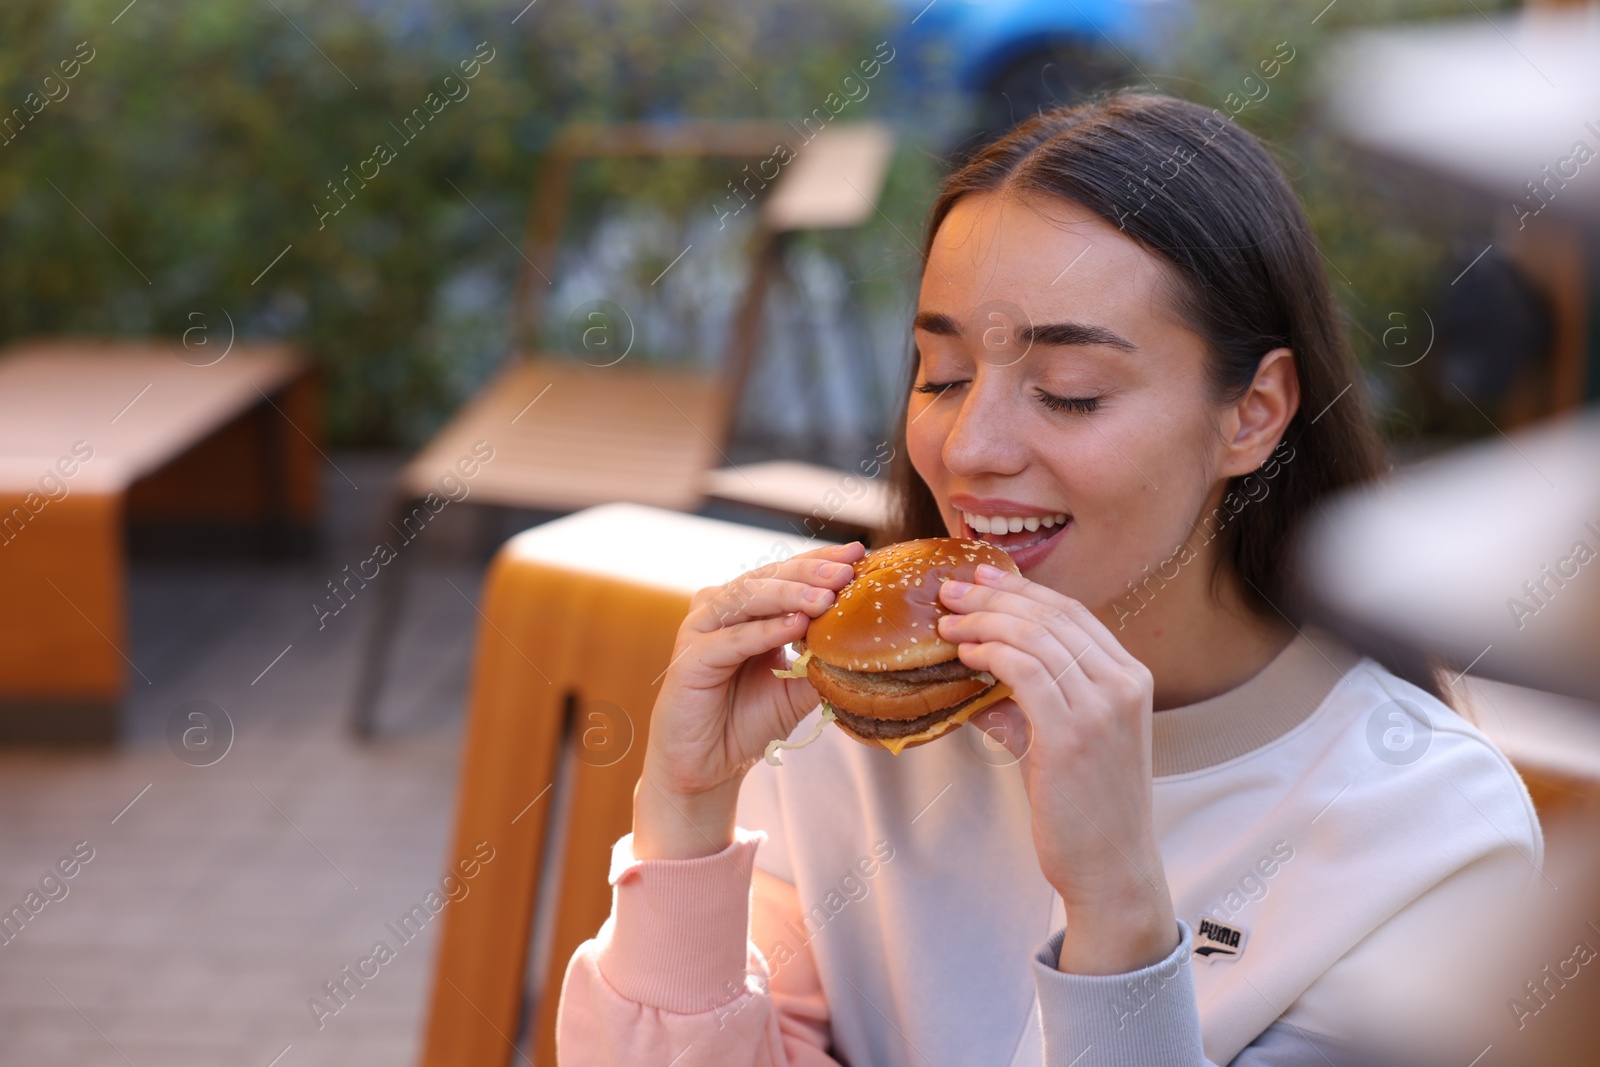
left=632, top=772, right=743, bottom=861
left=1056, top=892, right=1178, bottom=975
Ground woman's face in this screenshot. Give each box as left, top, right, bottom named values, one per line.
left=906, top=190, right=1237, bottom=614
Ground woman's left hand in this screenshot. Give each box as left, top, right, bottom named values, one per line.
left=937, top=562, right=1178, bottom=976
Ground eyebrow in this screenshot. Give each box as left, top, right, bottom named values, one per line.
left=913, top=310, right=1137, bottom=352
left=913, top=311, right=961, bottom=336
left=1021, top=321, right=1138, bottom=352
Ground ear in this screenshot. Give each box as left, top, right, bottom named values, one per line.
left=1218, top=347, right=1299, bottom=478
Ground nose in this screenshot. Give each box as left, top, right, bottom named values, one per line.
left=939, top=368, right=1028, bottom=483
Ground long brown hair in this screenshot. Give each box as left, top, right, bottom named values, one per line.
left=881, top=90, right=1385, bottom=627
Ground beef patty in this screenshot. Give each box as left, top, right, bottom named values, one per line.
left=827, top=687, right=993, bottom=740
left=808, top=654, right=978, bottom=691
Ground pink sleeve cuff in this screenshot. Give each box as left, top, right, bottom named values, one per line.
left=594, top=827, right=768, bottom=1014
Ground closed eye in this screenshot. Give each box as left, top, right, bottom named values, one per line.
left=1034, top=389, right=1101, bottom=414
left=913, top=381, right=1102, bottom=414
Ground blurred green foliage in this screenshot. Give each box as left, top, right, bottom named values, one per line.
left=1160, top=0, right=1518, bottom=443
left=0, top=0, right=893, bottom=446
left=0, top=0, right=1510, bottom=448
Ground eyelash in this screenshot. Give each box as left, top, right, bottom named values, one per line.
left=911, top=380, right=1102, bottom=414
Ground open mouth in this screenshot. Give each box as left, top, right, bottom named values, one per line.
left=957, top=509, right=1072, bottom=554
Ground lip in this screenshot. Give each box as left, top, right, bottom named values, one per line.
left=948, top=493, right=1066, bottom=517
left=953, top=506, right=1071, bottom=572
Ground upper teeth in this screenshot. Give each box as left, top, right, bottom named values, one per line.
left=962, top=510, right=1068, bottom=534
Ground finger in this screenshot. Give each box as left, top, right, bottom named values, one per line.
left=689, top=611, right=812, bottom=673
left=689, top=577, right=837, bottom=633
left=792, top=539, right=867, bottom=564
left=953, top=640, right=1073, bottom=750
left=945, top=609, right=1111, bottom=702
left=739, top=541, right=865, bottom=585
left=961, top=630, right=1157, bottom=775
left=965, top=698, right=1031, bottom=761
left=939, top=583, right=1120, bottom=687
left=692, top=549, right=863, bottom=631
left=949, top=574, right=1156, bottom=714
left=779, top=553, right=861, bottom=589
left=961, top=564, right=1144, bottom=672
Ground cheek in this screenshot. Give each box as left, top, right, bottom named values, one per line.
left=1043, top=432, right=1151, bottom=568
left=905, top=402, right=952, bottom=513
left=1043, top=403, right=1219, bottom=606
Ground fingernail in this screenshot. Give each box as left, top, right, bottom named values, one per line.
left=975, top=563, right=1006, bottom=581
left=783, top=612, right=799, bottom=624
left=804, top=586, right=830, bottom=602
left=944, top=579, right=970, bottom=597
left=819, top=562, right=848, bottom=578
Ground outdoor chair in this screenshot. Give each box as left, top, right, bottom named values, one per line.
left=350, top=119, right=895, bottom=735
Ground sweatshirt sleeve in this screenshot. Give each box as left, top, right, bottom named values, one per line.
left=1031, top=919, right=1216, bottom=1066
left=555, top=827, right=842, bottom=1067
left=1032, top=923, right=1372, bottom=1067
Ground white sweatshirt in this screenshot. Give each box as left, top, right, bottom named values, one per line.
left=731, top=628, right=1543, bottom=1064
left=555, top=628, right=1542, bottom=1066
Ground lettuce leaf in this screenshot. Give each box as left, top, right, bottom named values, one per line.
left=763, top=704, right=837, bottom=766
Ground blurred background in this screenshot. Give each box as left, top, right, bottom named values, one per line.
left=0, top=0, right=1597, bottom=1064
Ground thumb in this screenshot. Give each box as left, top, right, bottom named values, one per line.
left=777, top=674, right=823, bottom=728
left=966, top=698, right=1032, bottom=762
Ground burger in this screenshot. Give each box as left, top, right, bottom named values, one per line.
left=768, top=538, right=1018, bottom=759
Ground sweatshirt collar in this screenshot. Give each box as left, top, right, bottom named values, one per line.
left=1151, top=626, right=1363, bottom=777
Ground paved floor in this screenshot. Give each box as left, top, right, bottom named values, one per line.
left=0, top=454, right=498, bottom=1067
left=2, top=452, right=1594, bottom=1067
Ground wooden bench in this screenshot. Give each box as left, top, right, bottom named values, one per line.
left=0, top=338, right=320, bottom=742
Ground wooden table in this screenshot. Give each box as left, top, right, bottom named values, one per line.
left=0, top=338, right=319, bottom=742
left=418, top=503, right=830, bottom=1067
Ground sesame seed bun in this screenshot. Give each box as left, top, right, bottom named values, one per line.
left=806, top=537, right=1018, bottom=671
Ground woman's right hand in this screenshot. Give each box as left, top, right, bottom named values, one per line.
left=632, top=540, right=865, bottom=859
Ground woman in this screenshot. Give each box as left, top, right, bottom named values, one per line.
left=556, top=92, right=1541, bottom=1065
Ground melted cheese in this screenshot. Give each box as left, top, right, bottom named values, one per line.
left=872, top=683, right=1014, bottom=755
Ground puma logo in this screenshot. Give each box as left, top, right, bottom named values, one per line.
left=1195, top=917, right=1247, bottom=961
